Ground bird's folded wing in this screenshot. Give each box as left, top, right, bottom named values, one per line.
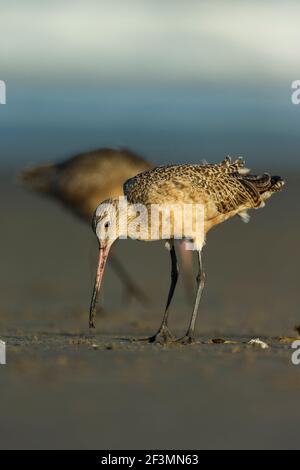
left=124, top=168, right=261, bottom=215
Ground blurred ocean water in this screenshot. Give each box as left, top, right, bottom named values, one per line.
left=0, top=83, right=299, bottom=170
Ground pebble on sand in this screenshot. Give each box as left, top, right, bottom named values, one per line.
left=248, top=338, right=269, bottom=349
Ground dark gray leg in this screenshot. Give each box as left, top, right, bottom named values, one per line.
left=145, top=241, right=178, bottom=343
left=179, top=250, right=205, bottom=344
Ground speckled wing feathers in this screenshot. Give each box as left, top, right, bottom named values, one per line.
left=123, top=157, right=262, bottom=215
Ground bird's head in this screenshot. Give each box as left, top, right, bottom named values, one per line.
left=89, top=198, right=121, bottom=328
left=92, top=198, right=121, bottom=247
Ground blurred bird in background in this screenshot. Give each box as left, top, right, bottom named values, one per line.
left=20, top=147, right=152, bottom=305
left=20, top=147, right=195, bottom=313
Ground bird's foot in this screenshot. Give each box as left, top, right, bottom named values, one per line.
left=177, top=334, right=194, bottom=345
left=148, top=326, right=176, bottom=344
left=134, top=326, right=175, bottom=344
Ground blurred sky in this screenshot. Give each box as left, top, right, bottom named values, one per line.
left=0, top=0, right=300, bottom=168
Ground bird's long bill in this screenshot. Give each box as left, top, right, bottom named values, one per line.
left=89, top=243, right=111, bottom=328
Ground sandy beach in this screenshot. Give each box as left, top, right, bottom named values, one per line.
left=0, top=170, right=299, bottom=449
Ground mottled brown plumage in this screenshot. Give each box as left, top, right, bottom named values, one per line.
left=90, top=156, right=285, bottom=343
left=124, top=156, right=284, bottom=234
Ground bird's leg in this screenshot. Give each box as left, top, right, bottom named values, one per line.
left=109, top=252, right=150, bottom=306
left=178, top=241, right=194, bottom=305
left=178, top=250, right=205, bottom=344
left=138, top=241, right=178, bottom=344
left=148, top=241, right=178, bottom=343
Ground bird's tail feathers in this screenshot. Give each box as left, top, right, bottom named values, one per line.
left=19, top=163, right=56, bottom=193
left=269, top=175, right=285, bottom=193
left=243, top=173, right=285, bottom=195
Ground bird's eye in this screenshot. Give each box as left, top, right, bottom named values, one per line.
left=104, top=222, right=110, bottom=229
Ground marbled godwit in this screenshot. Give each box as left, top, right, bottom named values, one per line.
left=90, top=157, right=285, bottom=343
left=20, top=147, right=152, bottom=304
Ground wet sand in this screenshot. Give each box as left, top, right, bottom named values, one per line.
left=0, top=170, right=299, bottom=449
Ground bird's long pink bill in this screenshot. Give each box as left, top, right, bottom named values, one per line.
left=89, top=244, right=110, bottom=328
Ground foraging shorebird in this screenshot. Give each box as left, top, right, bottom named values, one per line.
left=90, top=157, right=284, bottom=343
left=20, top=147, right=152, bottom=304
